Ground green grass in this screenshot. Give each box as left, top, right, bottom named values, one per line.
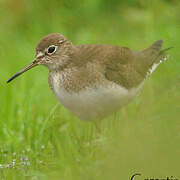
left=0, top=0, right=180, bottom=179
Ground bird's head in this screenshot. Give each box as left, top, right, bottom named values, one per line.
left=7, top=33, right=74, bottom=83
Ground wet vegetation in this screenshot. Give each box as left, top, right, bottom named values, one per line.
left=0, top=0, right=179, bottom=179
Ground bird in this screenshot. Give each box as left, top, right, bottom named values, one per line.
left=7, top=33, right=172, bottom=120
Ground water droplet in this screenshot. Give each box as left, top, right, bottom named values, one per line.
left=26, top=161, right=31, bottom=166
left=20, top=157, right=28, bottom=161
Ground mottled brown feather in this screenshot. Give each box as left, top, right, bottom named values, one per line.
left=72, top=40, right=166, bottom=89
left=36, top=33, right=67, bottom=53
left=74, top=45, right=144, bottom=89
left=36, top=34, right=168, bottom=91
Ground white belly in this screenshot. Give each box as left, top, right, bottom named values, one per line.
left=51, top=74, right=143, bottom=120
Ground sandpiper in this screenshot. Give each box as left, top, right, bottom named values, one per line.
left=7, top=33, right=171, bottom=120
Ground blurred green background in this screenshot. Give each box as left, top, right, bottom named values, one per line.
left=0, top=0, right=180, bottom=179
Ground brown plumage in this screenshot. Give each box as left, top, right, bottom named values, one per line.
left=7, top=33, right=172, bottom=120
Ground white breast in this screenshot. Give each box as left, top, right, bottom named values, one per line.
left=51, top=73, right=144, bottom=120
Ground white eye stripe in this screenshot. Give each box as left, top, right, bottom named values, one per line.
left=48, top=45, right=56, bottom=48
left=59, top=40, right=65, bottom=44
left=36, top=52, right=44, bottom=58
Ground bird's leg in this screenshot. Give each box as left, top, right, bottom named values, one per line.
left=121, top=107, right=127, bottom=119
left=93, top=120, right=102, bottom=134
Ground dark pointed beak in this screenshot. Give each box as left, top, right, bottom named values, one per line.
left=7, top=60, right=39, bottom=83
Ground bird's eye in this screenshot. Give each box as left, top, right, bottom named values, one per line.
left=47, top=45, right=56, bottom=54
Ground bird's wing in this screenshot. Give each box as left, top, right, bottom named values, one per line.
left=103, top=46, right=146, bottom=89
left=76, top=44, right=145, bottom=89
left=76, top=40, right=171, bottom=90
